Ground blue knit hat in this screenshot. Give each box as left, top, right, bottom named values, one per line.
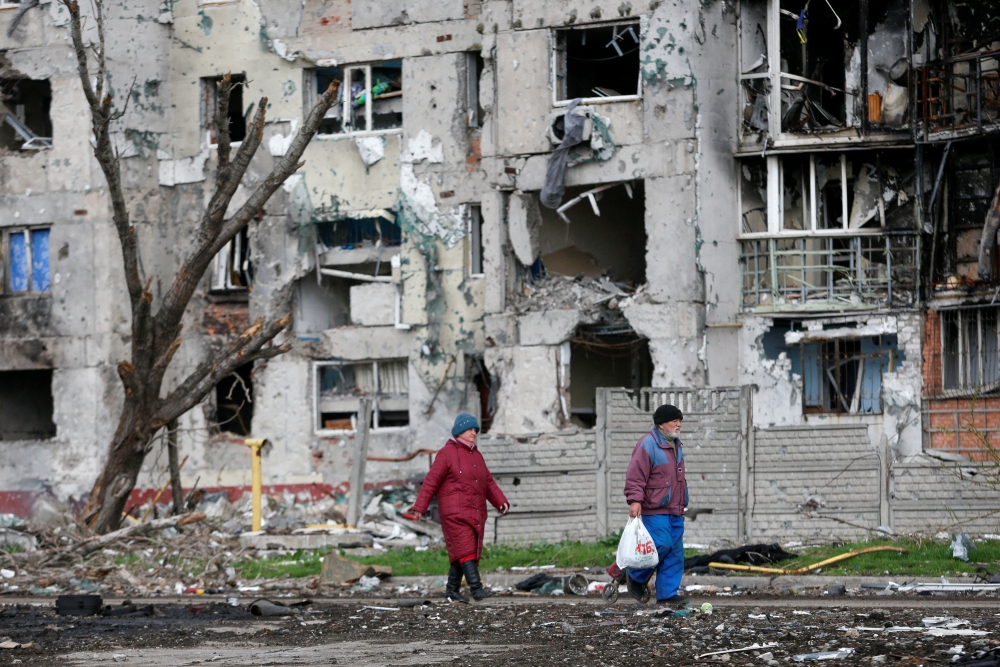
left=451, top=413, right=480, bottom=438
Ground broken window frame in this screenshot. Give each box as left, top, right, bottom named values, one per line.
left=210, top=227, right=252, bottom=293
left=939, top=305, right=1000, bottom=397
left=467, top=204, right=484, bottom=278
left=800, top=335, right=891, bottom=415
left=0, top=1, right=20, bottom=7
left=201, top=73, right=247, bottom=148
left=0, top=226, right=51, bottom=295
left=313, top=359, right=410, bottom=435
left=738, top=153, right=898, bottom=238
left=551, top=19, right=644, bottom=107
left=307, top=61, right=403, bottom=138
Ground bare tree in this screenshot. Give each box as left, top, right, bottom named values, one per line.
left=60, top=0, right=340, bottom=533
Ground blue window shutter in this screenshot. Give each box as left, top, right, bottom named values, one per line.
left=30, top=229, right=50, bottom=292
left=10, top=232, right=28, bottom=292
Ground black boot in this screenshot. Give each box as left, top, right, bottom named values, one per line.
left=445, top=564, right=469, bottom=603
left=461, top=560, right=493, bottom=600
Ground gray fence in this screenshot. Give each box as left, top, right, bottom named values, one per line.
left=479, top=386, right=1000, bottom=546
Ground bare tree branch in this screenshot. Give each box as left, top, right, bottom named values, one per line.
left=153, top=80, right=340, bottom=351
left=153, top=315, right=293, bottom=427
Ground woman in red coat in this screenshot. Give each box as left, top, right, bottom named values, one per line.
left=410, top=413, right=509, bottom=602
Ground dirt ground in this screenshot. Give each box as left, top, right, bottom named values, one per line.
left=1, top=592, right=998, bottom=666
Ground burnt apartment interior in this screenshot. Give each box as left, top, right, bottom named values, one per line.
left=0, top=76, right=52, bottom=150
left=742, top=0, right=911, bottom=138
left=0, top=369, right=55, bottom=441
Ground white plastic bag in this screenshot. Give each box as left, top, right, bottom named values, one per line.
left=616, top=516, right=659, bottom=570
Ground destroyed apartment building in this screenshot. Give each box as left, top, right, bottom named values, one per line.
left=2, top=0, right=1000, bottom=546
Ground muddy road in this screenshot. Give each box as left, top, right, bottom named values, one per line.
left=1, top=594, right=997, bottom=666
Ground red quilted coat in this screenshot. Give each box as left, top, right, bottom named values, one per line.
left=412, top=438, right=508, bottom=563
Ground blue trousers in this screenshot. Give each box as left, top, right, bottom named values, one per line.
left=628, top=514, right=684, bottom=601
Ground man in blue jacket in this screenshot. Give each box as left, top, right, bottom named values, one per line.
left=623, top=404, right=687, bottom=605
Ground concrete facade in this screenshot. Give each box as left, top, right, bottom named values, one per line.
left=2, top=0, right=1000, bottom=540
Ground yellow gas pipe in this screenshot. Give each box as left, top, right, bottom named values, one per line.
left=244, top=439, right=269, bottom=532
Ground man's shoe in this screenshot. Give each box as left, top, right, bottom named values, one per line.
left=445, top=564, right=470, bottom=603
left=460, top=560, right=493, bottom=601
left=626, top=573, right=649, bottom=602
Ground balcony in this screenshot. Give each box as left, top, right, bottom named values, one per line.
left=740, top=233, right=919, bottom=312
left=917, top=50, right=1000, bottom=140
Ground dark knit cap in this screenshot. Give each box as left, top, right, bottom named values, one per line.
left=653, top=404, right=683, bottom=425
left=451, top=413, right=480, bottom=437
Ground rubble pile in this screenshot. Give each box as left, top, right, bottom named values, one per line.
left=509, top=274, right=640, bottom=317
left=0, top=485, right=443, bottom=599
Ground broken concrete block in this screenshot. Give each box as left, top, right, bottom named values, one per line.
left=508, top=192, right=541, bottom=266
left=350, top=283, right=396, bottom=326
left=0, top=528, right=36, bottom=552
left=518, top=309, right=580, bottom=346
left=240, top=532, right=373, bottom=551
left=484, top=314, right=518, bottom=346
left=320, top=551, right=371, bottom=584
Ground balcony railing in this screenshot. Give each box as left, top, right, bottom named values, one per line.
left=740, top=233, right=919, bottom=311
left=918, top=50, right=1000, bottom=138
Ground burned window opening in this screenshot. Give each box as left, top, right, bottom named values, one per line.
left=210, top=227, right=252, bottom=293
left=214, top=363, right=253, bottom=436
left=569, top=323, right=652, bottom=429
left=311, top=61, right=402, bottom=136
left=0, top=78, right=52, bottom=150
left=778, top=0, right=856, bottom=132
left=202, top=74, right=246, bottom=145
left=0, top=369, right=55, bottom=441
left=933, top=142, right=1000, bottom=285
left=315, top=360, right=409, bottom=433
left=554, top=21, right=641, bottom=103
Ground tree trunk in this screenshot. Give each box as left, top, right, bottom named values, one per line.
left=167, top=420, right=183, bottom=515
left=83, top=398, right=157, bottom=533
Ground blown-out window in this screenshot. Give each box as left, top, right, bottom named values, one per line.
left=553, top=21, right=641, bottom=104
left=309, top=61, right=403, bottom=136
left=314, top=359, right=409, bottom=433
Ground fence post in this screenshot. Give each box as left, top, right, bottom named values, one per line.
left=346, top=397, right=373, bottom=528
left=595, top=388, right=610, bottom=537
left=738, top=385, right=754, bottom=542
